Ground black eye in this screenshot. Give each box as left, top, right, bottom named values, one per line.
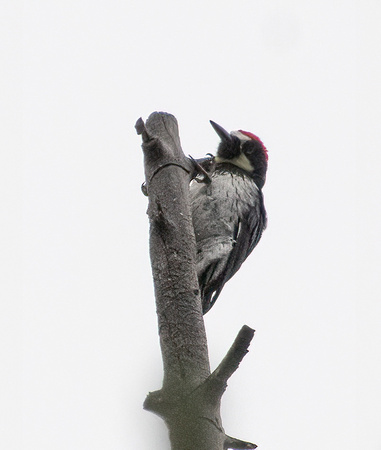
left=243, top=143, right=255, bottom=155
left=243, top=140, right=261, bottom=156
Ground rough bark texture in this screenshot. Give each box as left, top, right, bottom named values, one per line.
left=136, top=112, right=257, bottom=450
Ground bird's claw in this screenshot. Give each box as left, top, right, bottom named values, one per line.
left=142, top=155, right=214, bottom=195
left=141, top=182, right=148, bottom=196
left=189, top=154, right=215, bottom=184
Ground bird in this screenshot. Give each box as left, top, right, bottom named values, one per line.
left=190, top=120, right=268, bottom=314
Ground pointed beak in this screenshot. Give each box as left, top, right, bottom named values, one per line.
left=210, top=120, right=232, bottom=143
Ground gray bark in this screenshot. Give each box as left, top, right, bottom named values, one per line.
left=136, top=112, right=257, bottom=450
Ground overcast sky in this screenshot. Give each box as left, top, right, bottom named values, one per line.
left=3, top=1, right=381, bottom=449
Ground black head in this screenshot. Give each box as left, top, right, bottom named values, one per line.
left=210, top=120, right=268, bottom=189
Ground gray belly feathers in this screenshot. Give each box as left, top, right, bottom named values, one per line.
left=190, top=169, right=266, bottom=313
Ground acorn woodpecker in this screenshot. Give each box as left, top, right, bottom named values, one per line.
left=190, top=121, right=268, bottom=314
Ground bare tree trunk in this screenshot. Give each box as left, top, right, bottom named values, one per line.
left=136, top=112, right=257, bottom=450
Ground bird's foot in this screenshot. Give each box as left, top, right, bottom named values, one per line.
left=189, top=154, right=215, bottom=184
left=141, top=182, right=148, bottom=196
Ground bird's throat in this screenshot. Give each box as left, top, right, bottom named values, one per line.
left=215, top=153, right=254, bottom=173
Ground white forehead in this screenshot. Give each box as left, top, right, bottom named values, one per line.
left=230, top=130, right=252, bottom=141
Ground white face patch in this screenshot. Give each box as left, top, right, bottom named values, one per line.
left=230, top=130, right=252, bottom=142
left=215, top=153, right=254, bottom=172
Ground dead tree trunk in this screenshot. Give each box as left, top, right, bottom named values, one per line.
left=136, top=112, right=257, bottom=450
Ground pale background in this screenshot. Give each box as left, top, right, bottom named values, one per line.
left=2, top=0, right=381, bottom=449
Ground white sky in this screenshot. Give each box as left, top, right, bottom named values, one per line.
left=2, top=0, right=381, bottom=449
